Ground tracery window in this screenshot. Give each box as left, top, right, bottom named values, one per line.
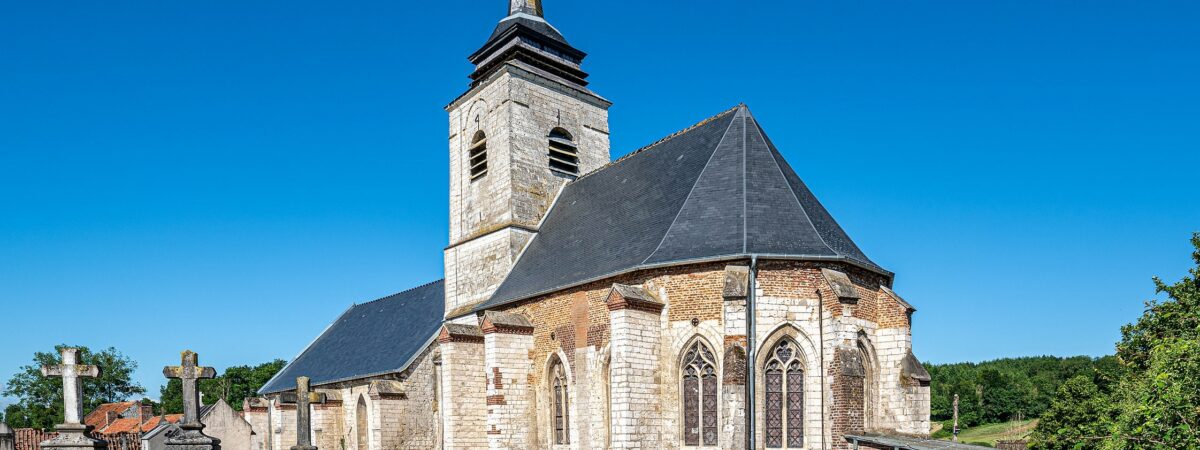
left=681, top=340, right=718, bottom=446
left=765, top=339, right=804, bottom=448
left=547, top=128, right=580, bottom=177
left=468, top=131, right=488, bottom=181
left=550, top=356, right=570, bottom=445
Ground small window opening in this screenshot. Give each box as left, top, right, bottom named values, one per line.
left=469, top=131, right=488, bottom=181
left=547, top=128, right=579, bottom=177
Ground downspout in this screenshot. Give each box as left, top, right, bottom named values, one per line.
left=745, top=255, right=758, bottom=450
left=818, top=289, right=827, bottom=450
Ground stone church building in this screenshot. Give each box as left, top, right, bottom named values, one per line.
left=251, top=1, right=932, bottom=449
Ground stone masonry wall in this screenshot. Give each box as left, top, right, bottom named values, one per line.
left=608, top=307, right=663, bottom=449
left=444, top=63, right=611, bottom=316
left=484, top=329, right=536, bottom=449
left=441, top=338, right=487, bottom=450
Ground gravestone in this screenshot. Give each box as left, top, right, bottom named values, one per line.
left=162, top=351, right=220, bottom=450
left=278, top=377, right=326, bottom=450
left=1, top=421, right=15, bottom=450
left=39, top=348, right=106, bottom=450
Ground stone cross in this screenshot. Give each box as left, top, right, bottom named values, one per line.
left=952, top=393, right=960, bottom=442
left=163, top=350, right=217, bottom=428
left=41, top=348, right=100, bottom=426
left=163, top=351, right=220, bottom=450
left=279, top=377, right=327, bottom=450
left=38, top=348, right=105, bottom=450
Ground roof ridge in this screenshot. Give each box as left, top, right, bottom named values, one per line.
left=569, top=104, right=743, bottom=184
left=354, top=279, right=445, bottom=307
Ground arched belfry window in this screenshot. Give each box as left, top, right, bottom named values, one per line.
left=682, top=340, right=719, bottom=446
left=549, top=356, right=570, bottom=445
left=765, top=339, right=804, bottom=448
left=547, top=128, right=580, bottom=177
left=468, top=131, right=488, bottom=181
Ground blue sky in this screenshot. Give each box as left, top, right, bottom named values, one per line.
left=1, top=0, right=1198, bottom=406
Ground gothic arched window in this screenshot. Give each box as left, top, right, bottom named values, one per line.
left=681, top=340, right=719, bottom=446
left=549, top=356, right=570, bottom=445
left=468, top=131, right=488, bottom=181
left=547, top=128, right=580, bottom=177
left=765, top=339, right=804, bottom=448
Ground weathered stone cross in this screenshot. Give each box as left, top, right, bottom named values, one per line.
left=38, top=348, right=105, bottom=450
left=162, top=350, right=220, bottom=450
left=279, top=377, right=327, bottom=450
left=40, top=348, right=100, bottom=427
left=163, top=350, right=217, bottom=429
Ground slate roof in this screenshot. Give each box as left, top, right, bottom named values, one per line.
left=471, top=106, right=886, bottom=314
left=259, top=280, right=445, bottom=394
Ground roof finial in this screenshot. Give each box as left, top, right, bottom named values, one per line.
left=510, top=0, right=543, bottom=17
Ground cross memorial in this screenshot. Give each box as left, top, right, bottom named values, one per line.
left=279, top=377, right=327, bottom=450
left=38, top=348, right=106, bottom=450
left=162, top=351, right=221, bottom=450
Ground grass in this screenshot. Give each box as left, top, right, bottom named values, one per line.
left=935, top=419, right=1038, bottom=447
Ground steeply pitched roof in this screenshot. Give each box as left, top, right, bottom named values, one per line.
left=472, top=106, right=886, bottom=314
left=259, top=280, right=445, bottom=394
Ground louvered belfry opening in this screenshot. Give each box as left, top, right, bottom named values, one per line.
left=469, top=131, right=488, bottom=181
left=547, top=128, right=580, bottom=177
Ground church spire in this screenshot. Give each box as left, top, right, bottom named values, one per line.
left=509, top=0, right=543, bottom=17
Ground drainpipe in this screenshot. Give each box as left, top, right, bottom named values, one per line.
left=818, top=289, right=827, bottom=450
left=745, top=255, right=758, bottom=450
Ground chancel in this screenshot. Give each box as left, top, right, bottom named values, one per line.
left=247, top=1, right=934, bottom=449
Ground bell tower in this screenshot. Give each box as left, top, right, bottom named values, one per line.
left=444, top=0, right=612, bottom=317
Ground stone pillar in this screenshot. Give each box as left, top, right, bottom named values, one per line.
left=439, top=324, right=488, bottom=450
left=722, top=266, right=750, bottom=450
left=1, top=422, right=14, bottom=450
left=480, top=311, right=535, bottom=450
left=606, top=284, right=665, bottom=449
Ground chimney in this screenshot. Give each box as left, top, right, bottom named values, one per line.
left=140, top=405, right=154, bottom=424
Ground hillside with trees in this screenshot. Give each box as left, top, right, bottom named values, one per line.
left=925, top=355, right=1117, bottom=429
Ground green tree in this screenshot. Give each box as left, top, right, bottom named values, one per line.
left=1032, top=233, right=1200, bottom=449
left=1028, top=375, right=1114, bottom=450
left=2, top=345, right=145, bottom=430
left=158, top=360, right=285, bottom=414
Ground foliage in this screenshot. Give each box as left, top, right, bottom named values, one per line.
left=1031, top=233, right=1200, bottom=449
left=925, top=355, right=1112, bottom=428
left=158, top=360, right=285, bottom=414
left=2, top=345, right=145, bottom=430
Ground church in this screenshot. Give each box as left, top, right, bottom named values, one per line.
left=249, top=1, right=932, bottom=449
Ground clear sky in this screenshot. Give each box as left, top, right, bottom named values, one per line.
left=2, top=0, right=1198, bottom=407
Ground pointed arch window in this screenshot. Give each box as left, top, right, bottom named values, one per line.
left=549, top=356, right=570, bottom=445
left=547, top=128, right=580, bottom=177
left=682, top=340, right=719, bottom=446
left=765, top=339, right=804, bottom=448
left=468, top=131, right=488, bottom=181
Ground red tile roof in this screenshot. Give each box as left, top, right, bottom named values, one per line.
left=83, top=402, right=137, bottom=429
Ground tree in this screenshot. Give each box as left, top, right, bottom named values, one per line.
left=2, top=345, right=145, bottom=430
left=158, top=360, right=285, bottom=414
left=1027, top=375, right=1114, bottom=450
left=1031, top=233, right=1200, bottom=449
